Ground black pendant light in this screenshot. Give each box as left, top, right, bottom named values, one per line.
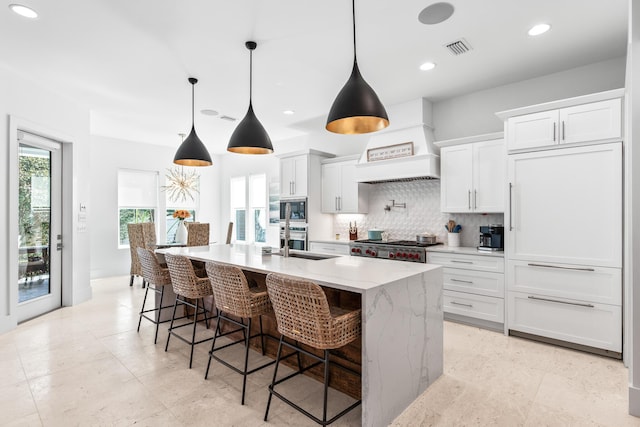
left=173, top=77, right=213, bottom=166
left=326, top=0, right=389, bottom=134
left=227, top=41, right=274, bottom=154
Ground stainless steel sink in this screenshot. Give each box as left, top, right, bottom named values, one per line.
left=272, top=251, right=338, bottom=261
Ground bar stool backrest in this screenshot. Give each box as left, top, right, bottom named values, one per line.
left=137, top=247, right=171, bottom=287
left=266, top=273, right=357, bottom=350
left=164, top=253, right=211, bottom=299
left=206, top=262, right=267, bottom=318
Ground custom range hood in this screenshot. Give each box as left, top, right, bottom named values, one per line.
left=355, top=98, right=440, bottom=183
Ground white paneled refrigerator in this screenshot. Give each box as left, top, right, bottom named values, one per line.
left=506, top=142, right=622, bottom=354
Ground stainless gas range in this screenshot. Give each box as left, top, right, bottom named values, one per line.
left=349, top=239, right=442, bottom=263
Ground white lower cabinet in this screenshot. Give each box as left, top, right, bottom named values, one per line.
left=428, top=251, right=505, bottom=328
left=309, top=241, right=350, bottom=256
left=444, top=290, right=504, bottom=323
left=507, top=291, right=621, bottom=352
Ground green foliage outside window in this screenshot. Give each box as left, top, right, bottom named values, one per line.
left=19, top=154, right=50, bottom=248
left=119, top=208, right=155, bottom=245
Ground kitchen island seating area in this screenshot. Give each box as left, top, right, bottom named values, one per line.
left=154, top=244, right=443, bottom=427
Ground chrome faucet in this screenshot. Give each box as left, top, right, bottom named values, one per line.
left=283, top=202, right=291, bottom=257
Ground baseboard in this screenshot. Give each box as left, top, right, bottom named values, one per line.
left=630, top=385, right=640, bottom=417
left=444, top=313, right=503, bottom=333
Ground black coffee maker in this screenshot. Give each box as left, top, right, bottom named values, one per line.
left=478, top=224, right=504, bottom=251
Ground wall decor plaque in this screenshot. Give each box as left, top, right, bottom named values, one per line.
left=367, top=141, right=414, bottom=162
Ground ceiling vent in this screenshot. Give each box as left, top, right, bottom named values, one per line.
left=444, top=38, right=472, bottom=55
left=219, top=115, right=237, bottom=122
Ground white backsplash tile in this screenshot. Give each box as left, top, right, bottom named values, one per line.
left=333, top=180, right=503, bottom=247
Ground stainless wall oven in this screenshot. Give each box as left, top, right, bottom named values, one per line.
left=279, top=223, right=308, bottom=251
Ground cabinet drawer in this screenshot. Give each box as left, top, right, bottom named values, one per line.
left=443, top=268, right=504, bottom=298
left=507, top=291, right=621, bottom=352
left=507, top=261, right=621, bottom=305
left=309, top=242, right=350, bottom=256
left=444, top=290, right=504, bottom=323
left=428, top=252, right=504, bottom=273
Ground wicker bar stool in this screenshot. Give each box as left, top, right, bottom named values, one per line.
left=164, top=253, right=216, bottom=368
left=204, top=262, right=277, bottom=404
left=264, top=273, right=362, bottom=426
left=136, top=248, right=176, bottom=344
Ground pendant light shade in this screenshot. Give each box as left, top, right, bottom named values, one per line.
left=227, top=41, right=274, bottom=154
left=174, top=77, right=212, bottom=166
left=326, top=0, right=389, bottom=134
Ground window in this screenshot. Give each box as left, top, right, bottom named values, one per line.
left=230, top=174, right=266, bottom=243
left=117, top=169, right=158, bottom=246
left=165, top=174, right=199, bottom=243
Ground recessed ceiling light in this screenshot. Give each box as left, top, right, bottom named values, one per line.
left=528, top=23, right=551, bottom=36
left=419, top=62, right=436, bottom=71
left=9, top=4, right=38, bottom=19
left=283, top=110, right=295, bottom=115
left=200, top=109, right=219, bottom=116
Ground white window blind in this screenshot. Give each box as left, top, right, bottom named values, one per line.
left=118, top=169, right=158, bottom=207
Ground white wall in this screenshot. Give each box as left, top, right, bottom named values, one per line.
left=0, top=66, right=91, bottom=334
left=432, top=57, right=627, bottom=141
left=89, top=135, right=221, bottom=279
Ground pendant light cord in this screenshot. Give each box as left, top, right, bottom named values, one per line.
left=249, top=48, right=253, bottom=105
left=352, top=0, right=357, bottom=62
left=191, top=82, right=195, bottom=125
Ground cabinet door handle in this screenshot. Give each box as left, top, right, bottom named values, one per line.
left=562, top=120, right=565, bottom=141
left=509, top=182, right=514, bottom=231
left=335, top=197, right=338, bottom=211
left=289, top=181, right=293, bottom=195
left=450, top=278, right=474, bottom=284
left=292, top=181, right=296, bottom=195
left=338, top=196, right=341, bottom=211
left=451, top=301, right=474, bottom=308
left=553, top=122, right=556, bottom=142
left=527, top=295, right=594, bottom=308
left=451, top=260, right=473, bottom=264
left=527, top=263, right=595, bottom=272
left=474, top=189, right=477, bottom=210
left=468, top=190, right=471, bottom=210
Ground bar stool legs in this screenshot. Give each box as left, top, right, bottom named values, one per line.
left=204, top=313, right=275, bottom=405
left=165, top=296, right=214, bottom=368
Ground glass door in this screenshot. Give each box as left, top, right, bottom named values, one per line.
left=17, top=138, right=62, bottom=322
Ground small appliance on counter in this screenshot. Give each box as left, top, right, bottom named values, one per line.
left=478, top=224, right=504, bottom=251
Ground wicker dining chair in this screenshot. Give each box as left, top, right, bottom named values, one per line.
left=186, top=222, right=210, bottom=246
left=264, top=273, right=362, bottom=425
left=204, top=262, right=276, bottom=405
left=127, top=222, right=157, bottom=288
left=137, top=248, right=175, bottom=344
left=164, top=253, right=215, bottom=369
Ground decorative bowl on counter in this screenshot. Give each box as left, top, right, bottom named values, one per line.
left=416, top=233, right=437, bottom=244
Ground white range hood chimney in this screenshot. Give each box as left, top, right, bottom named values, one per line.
left=355, top=98, right=440, bottom=183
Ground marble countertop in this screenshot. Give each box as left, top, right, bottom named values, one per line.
left=425, top=245, right=505, bottom=257
left=157, top=244, right=440, bottom=294
left=308, top=239, right=352, bottom=245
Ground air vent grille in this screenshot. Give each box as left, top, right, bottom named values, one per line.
left=219, top=115, right=237, bottom=122
left=445, top=38, right=472, bottom=55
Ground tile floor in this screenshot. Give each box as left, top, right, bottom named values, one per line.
left=1, top=276, right=638, bottom=426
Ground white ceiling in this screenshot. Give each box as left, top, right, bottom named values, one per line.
left=1, top=0, right=628, bottom=154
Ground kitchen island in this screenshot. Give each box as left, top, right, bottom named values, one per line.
left=157, top=244, right=443, bottom=427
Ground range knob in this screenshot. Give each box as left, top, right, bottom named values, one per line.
left=389, top=253, right=395, bottom=259
left=356, top=248, right=362, bottom=253
left=351, top=247, right=357, bottom=253
left=402, top=253, right=408, bottom=258
left=365, top=249, right=371, bottom=254
left=370, top=251, right=377, bottom=257
left=396, top=252, right=402, bottom=258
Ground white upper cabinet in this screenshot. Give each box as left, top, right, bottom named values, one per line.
left=280, top=155, right=308, bottom=198
left=440, top=137, right=505, bottom=213
left=504, top=97, right=621, bottom=152
left=321, top=158, right=369, bottom=213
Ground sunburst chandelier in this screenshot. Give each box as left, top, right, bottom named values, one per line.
left=163, top=134, right=200, bottom=203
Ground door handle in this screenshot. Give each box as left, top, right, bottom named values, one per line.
left=474, top=189, right=477, bottom=210
left=451, top=301, right=473, bottom=308
left=527, top=295, right=594, bottom=308
left=509, top=182, right=513, bottom=231
left=527, top=263, right=595, bottom=272
left=338, top=196, right=342, bottom=211
left=56, top=242, right=63, bottom=251
left=468, top=190, right=471, bottom=210
left=335, top=197, right=338, bottom=211
left=451, top=260, right=473, bottom=264
left=553, top=122, right=556, bottom=142
left=450, top=278, right=474, bottom=284
left=562, top=121, right=565, bottom=141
